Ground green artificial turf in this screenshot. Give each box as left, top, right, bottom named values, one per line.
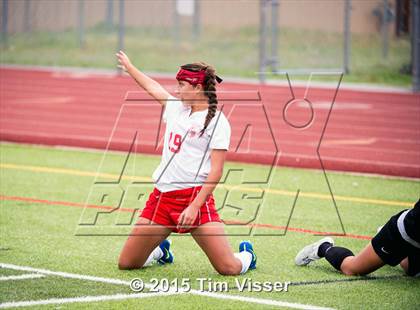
left=0, top=142, right=419, bottom=309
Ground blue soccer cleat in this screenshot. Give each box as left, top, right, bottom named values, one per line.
left=239, top=240, right=257, bottom=270
left=157, top=239, right=174, bottom=265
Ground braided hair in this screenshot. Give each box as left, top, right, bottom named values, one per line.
left=180, top=62, right=220, bottom=137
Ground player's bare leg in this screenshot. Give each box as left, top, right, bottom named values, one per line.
left=191, top=222, right=244, bottom=275
left=118, top=217, right=171, bottom=270
left=399, top=257, right=409, bottom=273
left=339, top=243, right=385, bottom=275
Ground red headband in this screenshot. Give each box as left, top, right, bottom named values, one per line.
left=176, top=69, right=206, bottom=86
left=176, top=68, right=223, bottom=86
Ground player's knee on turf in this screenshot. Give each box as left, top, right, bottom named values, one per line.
left=399, top=257, right=409, bottom=274
left=118, top=262, right=129, bottom=270
left=118, top=256, right=143, bottom=270
left=214, top=261, right=241, bottom=275
left=340, top=265, right=358, bottom=276
left=340, top=257, right=365, bottom=276
left=118, top=260, right=133, bottom=270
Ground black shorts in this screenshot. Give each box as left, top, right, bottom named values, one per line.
left=371, top=210, right=420, bottom=276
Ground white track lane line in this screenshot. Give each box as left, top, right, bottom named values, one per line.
left=1, top=263, right=335, bottom=309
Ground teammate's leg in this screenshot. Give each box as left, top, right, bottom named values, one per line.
left=336, top=245, right=420, bottom=276
left=336, top=243, right=385, bottom=275
left=403, top=250, right=420, bottom=277
left=191, top=222, right=254, bottom=275
left=118, top=217, right=172, bottom=270
left=295, top=238, right=385, bottom=275
left=400, top=257, right=409, bottom=273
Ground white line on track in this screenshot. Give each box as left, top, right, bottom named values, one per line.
left=1, top=64, right=413, bottom=93
left=0, top=263, right=335, bottom=309
left=0, top=274, right=45, bottom=281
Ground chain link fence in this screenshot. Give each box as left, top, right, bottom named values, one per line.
left=0, top=0, right=417, bottom=90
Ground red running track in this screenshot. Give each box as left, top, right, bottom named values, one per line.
left=1, top=67, right=419, bottom=178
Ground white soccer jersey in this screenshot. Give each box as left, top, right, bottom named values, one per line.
left=152, top=96, right=231, bottom=192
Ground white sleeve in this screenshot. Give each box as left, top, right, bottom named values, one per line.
left=163, top=96, right=185, bottom=124
left=209, top=113, right=231, bottom=150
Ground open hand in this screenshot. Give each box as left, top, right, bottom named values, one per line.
left=116, top=50, right=132, bottom=72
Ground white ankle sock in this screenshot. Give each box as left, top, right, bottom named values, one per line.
left=152, top=246, right=164, bottom=260
left=143, top=246, right=164, bottom=267
left=234, top=251, right=253, bottom=274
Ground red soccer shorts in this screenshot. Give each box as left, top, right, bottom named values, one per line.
left=139, top=186, right=221, bottom=233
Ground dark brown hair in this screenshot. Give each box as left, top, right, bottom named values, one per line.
left=180, top=62, right=218, bottom=136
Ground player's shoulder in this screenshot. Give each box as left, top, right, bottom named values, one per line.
left=166, top=95, right=182, bottom=105
left=163, top=96, right=188, bottom=123
left=166, top=96, right=188, bottom=112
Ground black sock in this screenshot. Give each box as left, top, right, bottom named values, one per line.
left=317, top=242, right=333, bottom=258
left=324, top=246, right=354, bottom=271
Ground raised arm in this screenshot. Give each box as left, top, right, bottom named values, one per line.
left=116, top=50, right=171, bottom=106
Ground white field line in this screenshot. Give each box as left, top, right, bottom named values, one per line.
left=0, top=263, right=335, bottom=310
left=192, top=290, right=334, bottom=310
left=0, top=274, right=45, bottom=281
left=0, top=292, right=179, bottom=309
left=0, top=263, right=137, bottom=287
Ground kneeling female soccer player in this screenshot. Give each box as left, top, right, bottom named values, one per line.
left=116, top=51, right=256, bottom=275
left=295, top=200, right=419, bottom=277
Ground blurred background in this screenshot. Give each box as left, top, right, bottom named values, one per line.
left=0, top=0, right=418, bottom=89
